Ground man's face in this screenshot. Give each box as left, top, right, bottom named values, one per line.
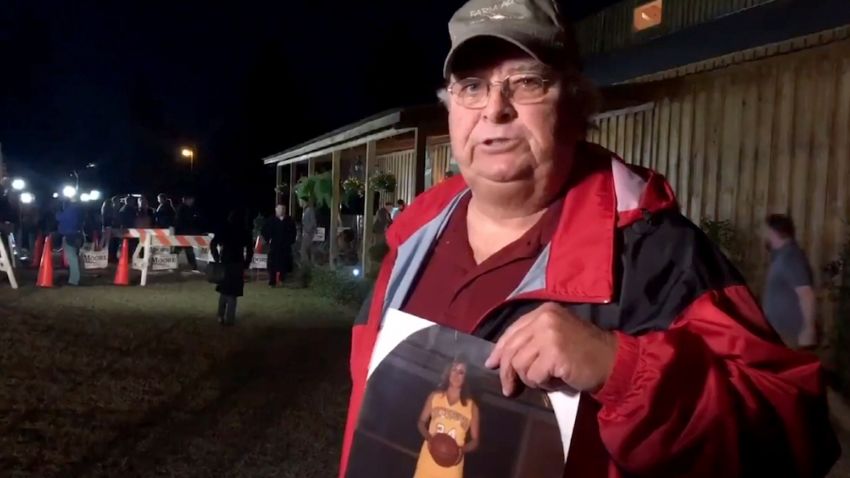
left=761, top=225, right=781, bottom=251
left=275, top=205, right=285, bottom=217
left=158, top=195, right=166, bottom=205
left=185, top=198, right=195, bottom=207
left=448, top=43, right=577, bottom=195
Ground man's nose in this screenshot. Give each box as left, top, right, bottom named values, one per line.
left=482, top=84, right=516, bottom=123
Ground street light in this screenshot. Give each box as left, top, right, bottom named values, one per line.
left=52, top=192, right=60, bottom=199
left=181, top=147, right=195, bottom=173
left=11, top=178, right=25, bottom=191
left=20, top=192, right=34, bottom=204
left=62, top=185, right=77, bottom=198
left=80, top=193, right=91, bottom=202
left=89, top=190, right=102, bottom=201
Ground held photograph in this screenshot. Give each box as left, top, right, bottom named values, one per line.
left=346, top=310, right=578, bottom=478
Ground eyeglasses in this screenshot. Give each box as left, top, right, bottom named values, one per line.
left=448, top=73, right=554, bottom=109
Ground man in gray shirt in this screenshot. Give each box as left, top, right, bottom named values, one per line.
left=762, top=214, right=816, bottom=349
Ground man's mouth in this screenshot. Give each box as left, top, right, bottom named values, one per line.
left=478, top=137, right=522, bottom=152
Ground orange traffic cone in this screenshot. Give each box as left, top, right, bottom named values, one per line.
left=254, top=236, right=263, bottom=254
left=32, top=233, right=44, bottom=268
left=114, top=238, right=130, bottom=286
left=36, top=236, right=54, bottom=288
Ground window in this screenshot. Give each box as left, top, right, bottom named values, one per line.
left=634, top=0, right=663, bottom=31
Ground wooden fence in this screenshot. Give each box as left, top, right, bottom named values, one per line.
left=589, top=37, right=850, bottom=293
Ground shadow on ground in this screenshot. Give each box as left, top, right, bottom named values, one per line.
left=0, top=278, right=354, bottom=478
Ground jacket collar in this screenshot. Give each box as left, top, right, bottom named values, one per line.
left=386, top=143, right=678, bottom=304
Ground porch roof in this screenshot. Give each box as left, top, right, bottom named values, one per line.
left=262, top=105, right=446, bottom=166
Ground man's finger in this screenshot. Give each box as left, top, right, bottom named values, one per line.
left=496, top=329, right=532, bottom=396
left=525, top=352, right=556, bottom=390
left=488, top=322, right=533, bottom=369
left=499, top=355, right=519, bottom=396
left=486, top=310, right=538, bottom=367
left=511, top=346, right=540, bottom=387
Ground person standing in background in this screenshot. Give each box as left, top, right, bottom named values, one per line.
left=210, top=209, right=252, bottom=326
left=262, top=204, right=297, bottom=287
left=175, top=195, right=201, bottom=272
left=0, top=178, right=16, bottom=259
left=135, top=196, right=155, bottom=229
left=155, top=193, right=176, bottom=229
left=372, top=202, right=393, bottom=245
left=56, top=198, right=85, bottom=286
left=102, top=196, right=122, bottom=261
left=762, top=214, right=817, bottom=349
left=391, top=199, right=406, bottom=221
left=299, top=198, right=317, bottom=268
left=118, top=196, right=138, bottom=229
left=20, top=199, right=39, bottom=257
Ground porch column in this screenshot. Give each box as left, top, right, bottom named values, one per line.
left=275, top=163, right=283, bottom=205
left=288, top=163, right=297, bottom=216
left=307, top=157, right=316, bottom=177
left=413, top=127, right=428, bottom=196
left=362, top=140, right=377, bottom=274
left=329, top=150, right=341, bottom=269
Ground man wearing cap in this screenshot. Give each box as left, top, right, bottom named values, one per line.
left=340, top=0, right=838, bottom=476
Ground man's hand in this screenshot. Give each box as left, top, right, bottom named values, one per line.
left=484, top=303, right=618, bottom=396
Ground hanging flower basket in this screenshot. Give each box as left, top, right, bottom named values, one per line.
left=370, top=171, right=396, bottom=194
left=342, top=177, right=365, bottom=207
left=342, top=177, right=364, bottom=194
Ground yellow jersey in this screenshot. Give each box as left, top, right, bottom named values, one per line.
left=413, top=392, right=474, bottom=478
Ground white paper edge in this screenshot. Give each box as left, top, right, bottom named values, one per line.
left=367, top=308, right=433, bottom=380
left=548, top=390, right=581, bottom=463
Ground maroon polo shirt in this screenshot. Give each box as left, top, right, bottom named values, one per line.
left=402, top=192, right=564, bottom=334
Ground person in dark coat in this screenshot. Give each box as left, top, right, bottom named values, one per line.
left=210, top=210, right=252, bottom=326
left=262, top=204, right=297, bottom=287
left=154, top=193, right=176, bottom=229
left=175, top=195, right=201, bottom=271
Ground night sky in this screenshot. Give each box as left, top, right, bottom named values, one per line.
left=0, top=0, right=618, bottom=217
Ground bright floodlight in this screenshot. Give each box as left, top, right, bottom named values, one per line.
left=80, top=193, right=91, bottom=202
left=52, top=192, right=60, bottom=199
left=20, top=192, right=35, bottom=204
left=181, top=148, right=193, bottom=157
left=62, top=185, right=77, bottom=198
left=89, top=190, right=102, bottom=201
left=352, top=268, right=361, bottom=277
left=11, top=178, right=25, bottom=191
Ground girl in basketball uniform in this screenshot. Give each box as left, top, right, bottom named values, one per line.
left=414, top=358, right=480, bottom=478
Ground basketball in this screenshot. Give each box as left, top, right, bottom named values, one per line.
left=428, top=433, right=460, bottom=467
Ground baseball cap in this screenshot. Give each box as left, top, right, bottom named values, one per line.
left=444, top=0, right=581, bottom=79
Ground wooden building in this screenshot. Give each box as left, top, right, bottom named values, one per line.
left=580, top=0, right=850, bottom=297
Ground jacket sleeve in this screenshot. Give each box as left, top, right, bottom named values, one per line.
left=594, top=284, right=839, bottom=477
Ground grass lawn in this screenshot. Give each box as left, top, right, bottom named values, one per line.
left=1, top=269, right=849, bottom=477
left=0, top=273, right=355, bottom=477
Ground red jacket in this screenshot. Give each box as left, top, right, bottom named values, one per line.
left=340, top=144, right=839, bottom=477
